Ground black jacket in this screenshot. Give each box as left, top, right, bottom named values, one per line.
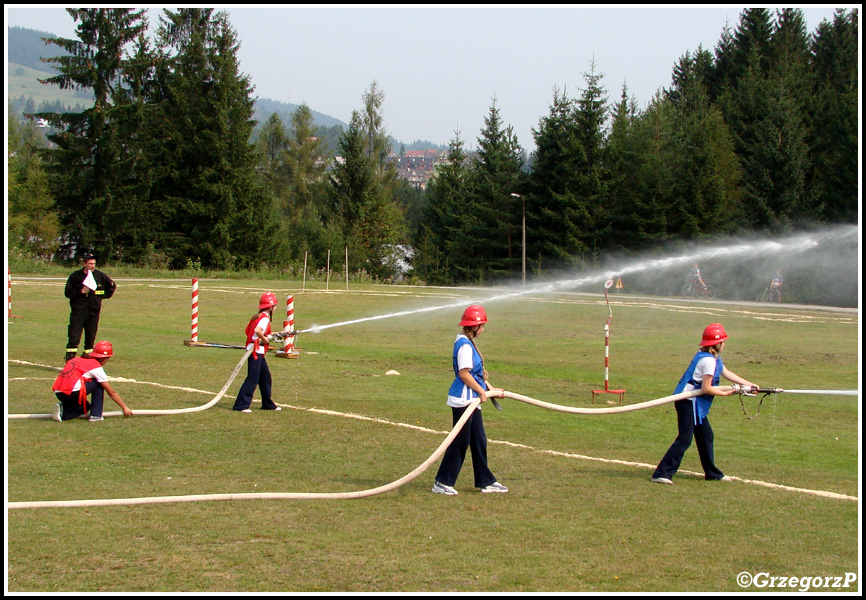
left=65, top=268, right=116, bottom=308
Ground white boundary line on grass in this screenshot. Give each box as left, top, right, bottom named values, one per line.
left=289, top=403, right=857, bottom=502
left=8, top=364, right=857, bottom=503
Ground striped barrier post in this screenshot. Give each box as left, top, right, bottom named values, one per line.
left=592, top=279, right=625, bottom=404
left=8, top=270, right=22, bottom=322
left=190, top=278, right=199, bottom=343
left=283, top=295, right=295, bottom=354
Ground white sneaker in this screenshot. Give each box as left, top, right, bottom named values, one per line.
left=651, top=477, right=674, bottom=485
left=240, top=409, right=252, bottom=413
left=481, top=481, right=508, bottom=493
left=432, top=480, right=458, bottom=496
left=88, top=415, right=104, bottom=422
left=52, top=402, right=63, bottom=422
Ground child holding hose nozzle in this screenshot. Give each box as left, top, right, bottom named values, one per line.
left=432, top=305, right=508, bottom=496
left=232, top=292, right=284, bottom=413
left=651, top=323, right=757, bottom=484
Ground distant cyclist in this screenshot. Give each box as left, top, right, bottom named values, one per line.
left=768, top=270, right=783, bottom=303
left=689, top=263, right=707, bottom=292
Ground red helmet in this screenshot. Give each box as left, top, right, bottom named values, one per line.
left=89, top=340, right=114, bottom=358
left=459, top=305, right=488, bottom=327
left=258, top=292, right=278, bottom=310
left=700, top=323, right=728, bottom=347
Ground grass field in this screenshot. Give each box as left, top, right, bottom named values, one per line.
left=5, top=277, right=860, bottom=592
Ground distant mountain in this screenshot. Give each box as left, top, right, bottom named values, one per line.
left=252, top=97, right=347, bottom=132
left=7, top=26, right=67, bottom=72
left=7, top=25, right=445, bottom=153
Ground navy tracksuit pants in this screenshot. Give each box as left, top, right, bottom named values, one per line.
left=435, top=405, right=497, bottom=488
left=233, top=354, right=278, bottom=410
left=55, top=379, right=104, bottom=420
left=653, top=399, right=725, bottom=480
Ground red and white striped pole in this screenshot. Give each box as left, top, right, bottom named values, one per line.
left=8, top=270, right=23, bottom=322
left=190, top=278, right=199, bottom=343
left=592, top=279, right=625, bottom=403
left=282, top=294, right=295, bottom=354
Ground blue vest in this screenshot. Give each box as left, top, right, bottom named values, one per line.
left=674, top=351, right=723, bottom=424
left=448, top=335, right=485, bottom=400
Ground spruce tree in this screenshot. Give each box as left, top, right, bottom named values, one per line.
left=37, top=8, right=148, bottom=259
left=468, top=98, right=524, bottom=281
left=807, top=9, right=858, bottom=223
left=413, top=133, right=469, bottom=285
left=527, top=88, right=591, bottom=268
left=666, top=50, right=742, bottom=237
left=153, top=8, right=281, bottom=268
left=573, top=62, right=609, bottom=255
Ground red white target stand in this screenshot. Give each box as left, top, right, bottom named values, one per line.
left=591, top=279, right=626, bottom=404
left=182, top=280, right=302, bottom=357
left=8, top=270, right=24, bottom=323
left=275, top=294, right=301, bottom=359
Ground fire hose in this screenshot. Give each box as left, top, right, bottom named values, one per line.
left=8, top=397, right=483, bottom=509
left=7, top=371, right=857, bottom=508
left=8, top=388, right=714, bottom=509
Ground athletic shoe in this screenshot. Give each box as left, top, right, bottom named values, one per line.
left=481, top=481, right=508, bottom=493
left=432, top=480, right=458, bottom=496
left=88, top=415, right=104, bottom=422
left=52, top=402, right=63, bottom=422
left=239, top=409, right=252, bottom=413
left=651, top=477, right=674, bottom=485
left=262, top=406, right=282, bottom=411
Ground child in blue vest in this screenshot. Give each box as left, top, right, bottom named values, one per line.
left=233, top=292, right=283, bottom=412
left=432, top=305, right=508, bottom=496
left=651, top=323, right=756, bottom=484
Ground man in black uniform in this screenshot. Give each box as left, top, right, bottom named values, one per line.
left=64, top=253, right=116, bottom=362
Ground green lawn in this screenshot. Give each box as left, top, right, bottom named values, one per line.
left=6, top=277, right=859, bottom=592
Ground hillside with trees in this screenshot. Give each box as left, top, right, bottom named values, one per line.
left=7, top=8, right=858, bottom=301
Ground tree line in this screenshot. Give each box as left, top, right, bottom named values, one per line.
left=7, top=8, right=858, bottom=287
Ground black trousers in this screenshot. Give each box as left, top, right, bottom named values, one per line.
left=55, top=380, right=104, bottom=420
left=653, top=399, right=725, bottom=480
left=67, top=302, right=102, bottom=352
left=435, top=404, right=497, bottom=488
left=233, top=354, right=278, bottom=410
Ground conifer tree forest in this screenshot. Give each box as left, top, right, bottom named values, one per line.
left=7, top=8, right=859, bottom=286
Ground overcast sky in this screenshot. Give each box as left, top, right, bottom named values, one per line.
left=6, top=5, right=846, bottom=151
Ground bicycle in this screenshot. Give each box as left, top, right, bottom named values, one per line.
left=681, top=279, right=715, bottom=299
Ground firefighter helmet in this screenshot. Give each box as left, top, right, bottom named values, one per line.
left=459, top=305, right=488, bottom=327
left=700, top=323, right=728, bottom=347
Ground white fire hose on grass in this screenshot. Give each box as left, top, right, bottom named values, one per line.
left=9, top=377, right=856, bottom=509
left=8, top=397, right=482, bottom=509
left=8, top=388, right=713, bottom=510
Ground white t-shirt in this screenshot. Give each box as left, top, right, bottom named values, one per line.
left=72, top=365, right=108, bottom=392
left=684, top=355, right=717, bottom=392
left=247, top=314, right=271, bottom=354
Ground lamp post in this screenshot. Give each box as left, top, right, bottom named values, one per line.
left=511, top=193, right=524, bottom=286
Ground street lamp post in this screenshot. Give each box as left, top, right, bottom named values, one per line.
left=511, top=193, right=524, bottom=286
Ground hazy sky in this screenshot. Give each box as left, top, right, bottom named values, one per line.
left=6, top=5, right=845, bottom=151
